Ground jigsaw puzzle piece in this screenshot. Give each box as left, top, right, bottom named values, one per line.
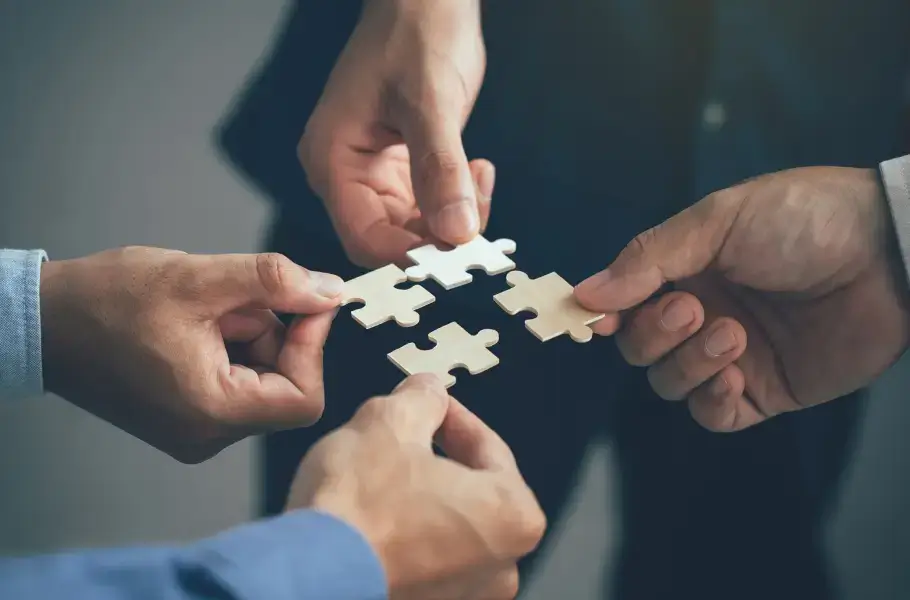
left=404, top=235, right=517, bottom=289
left=493, top=271, right=605, bottom=343
left=341, top=264, right=435, bottom=329
left=387, top=322, right=500, bottom=388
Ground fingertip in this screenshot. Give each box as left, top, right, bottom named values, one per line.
left=283, top=309, right=336, bottom=346
left=657, top=292, right=704, bottom=333
left=308, top=271, right=345, bottom=301
left=688, top=364, right=746, bottom=432
left=704, top=317, right=748, bottom=359
left=429, top=199, right=480, bottom=245
left=392, top=373, right=448, bottom=397
left=591, top=313, right=621, bottom=336
left=470, top=158, right=496, bottom=199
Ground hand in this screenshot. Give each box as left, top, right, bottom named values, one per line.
left=287, top=374, right=546, bottom=600
left=574, top=167, right=910, bottom=431
left=299, top=0, right=494, bottom=268
left=39, top=246, right=343, bottom=462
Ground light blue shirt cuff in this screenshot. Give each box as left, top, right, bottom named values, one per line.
left=0, top=249, right=48, bottom=399
left=0, top=509, right=389, bottom=600
left=182, top=509, right=389, bottom=600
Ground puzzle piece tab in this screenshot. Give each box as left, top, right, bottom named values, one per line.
left=405, top=235, right=517, bottom=290
left=341, top=264, right=435, bottom=329
left=493, top=271, right=605, bottom=342
left=387, top=322, right=499, bottom=388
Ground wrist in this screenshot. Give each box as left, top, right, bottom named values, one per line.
left=39, top=259, right=69, bottom=397
left=364, top=0, right=481, bottom=24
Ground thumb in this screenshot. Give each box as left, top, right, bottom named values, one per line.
left=188, top=253, right=344, bottom=315
left=351, top=374, right=451, bottom=446
left=574, top=196, right=735, bottom=313
left=398, top=102, right=479, bottom=245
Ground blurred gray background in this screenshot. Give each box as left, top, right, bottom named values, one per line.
left=1, top=2, right=909, bottom=598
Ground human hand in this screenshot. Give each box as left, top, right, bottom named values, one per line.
left=39, top=246, right=343, bottom=462
left=299, top=0, right=493, bottom=268
left=287, top=374, right=546, bottom=600
left=575, top=167, right=910, bottom=431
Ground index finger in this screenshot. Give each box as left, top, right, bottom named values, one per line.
left=330, top=180, right=425, bottom=269
left=435, top=398, right=518, bottom=473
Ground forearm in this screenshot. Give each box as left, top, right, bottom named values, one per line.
left=0, top=511, right=387, bottom=600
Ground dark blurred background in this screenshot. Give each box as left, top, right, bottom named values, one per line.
left=1, top=2, right=910, bottom=598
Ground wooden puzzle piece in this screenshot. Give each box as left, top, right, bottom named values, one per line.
left=341, top=264, right=435, bottom=329
left=405, top=235, right=517, bottom=289
left=493, top=271, right=605, bottom=342
left=387, top=322, right=500, bottom=388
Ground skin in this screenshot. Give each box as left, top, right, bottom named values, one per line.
left=37, top=247, right=545, bottom=598
left=299, top=0, right=490, bottom=268
left=39, top=247, right=344, bottom=463
left=575, top=167, right=910, bottom=431
left=287, top=374, right=546, bottom=600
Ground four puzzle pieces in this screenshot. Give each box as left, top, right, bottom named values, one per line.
left=343, top=238, right=602, bottom=385
left=494, top=271, right=605, bottom=343
left=388, top=322, right=500, bottom=388
left=405, top=235, right=517, bottom=290
left=341, top=264, right=435, bottom=329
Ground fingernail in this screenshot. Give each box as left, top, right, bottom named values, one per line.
left=711, top=375, right=729, bottom=397
left=432, top=200, right=479, bottom=242
left=660, top=299, right=694, bottom=332
left=705, top=327, right=737, bottom=357
left=478, top=163, right=496, bottom=198
left=311, top=271, right=344, bottom=298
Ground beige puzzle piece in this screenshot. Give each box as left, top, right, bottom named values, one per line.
left=387, top=322, right=500, bottom=388
left=493, top=271, right=605, bottom=342
left=341, top=264, right=435, bottom=329
left=405, top=235, right=517, bottom=290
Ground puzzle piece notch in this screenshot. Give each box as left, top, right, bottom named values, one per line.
left=340, top=264, right=435, bottom=329
left=493, top=271, right=605, bottom=343
left=404, top=236, right=517, bottom=290
left=387, top=322, right=500, bottom=388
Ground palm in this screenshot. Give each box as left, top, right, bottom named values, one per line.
left=300, top=1, right=487, bottom=268
left=679, top=168, right=905, bottom=417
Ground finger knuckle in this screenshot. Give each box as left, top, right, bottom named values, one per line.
left=490, top=568, right=520, bottom=599
left=170, top=442, right=220, bottom=465
left=627, top=227, right=658, bottom=258
left=646, top=363, right=684, bottom=401
left=503, top=571, right=521, bottom=599
left=297, top=134, right=325, bottom=194
left=498, top=485, right=546, bottom=555
left=255, top=253, right=295, bottom=297
left=300, top=384, right=327, bottom=427
left=689, top=398, right=735, bottom=433
left=418, top=148, right=462, bottom=183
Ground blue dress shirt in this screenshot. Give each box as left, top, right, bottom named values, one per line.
left=0, top=249, right=388, bottom=600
